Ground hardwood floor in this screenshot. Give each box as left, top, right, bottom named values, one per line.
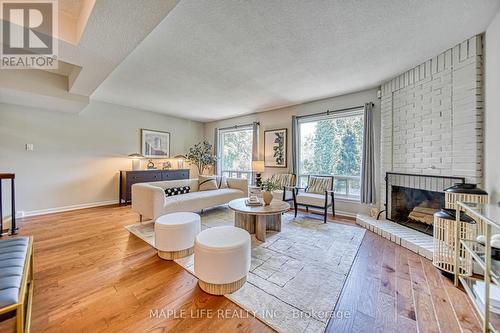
left=326, top=225, right=482, bottom=333
left=0, top=205, right=481, bottom=333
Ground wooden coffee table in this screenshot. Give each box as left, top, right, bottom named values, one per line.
left=228, top=198, right=290, bottom=242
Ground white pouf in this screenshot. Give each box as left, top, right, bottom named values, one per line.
left=194, top=226, right=251, bottom=295
left=155, top=212, right=201, bottom=260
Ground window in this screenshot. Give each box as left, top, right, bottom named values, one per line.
left=218, top=126, right=253, bottom=179
left=297, top=109, right=364, bottom=200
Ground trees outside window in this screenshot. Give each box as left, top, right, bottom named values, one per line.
left=219, top=127, right=253, bottom=179
left=298, top=111, right=364, bottom=199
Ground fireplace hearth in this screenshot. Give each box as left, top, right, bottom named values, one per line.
left=385, top=173, right=465, bottom=236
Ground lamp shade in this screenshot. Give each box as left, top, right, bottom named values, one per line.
left=128, top=153, right=144, bottom=159
left=251, top=160, right=265, bottom=172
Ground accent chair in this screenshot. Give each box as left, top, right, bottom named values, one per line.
left=293, top=175, right=335, bottom=223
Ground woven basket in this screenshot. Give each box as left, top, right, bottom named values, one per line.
left=433, top=213, right=475, bottom=275
left=445, top=190, right=488, bottom=236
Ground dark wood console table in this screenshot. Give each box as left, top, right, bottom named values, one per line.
left=119, top=169, right=190, bottom=205
left=0, top=173, right=17, bottom=236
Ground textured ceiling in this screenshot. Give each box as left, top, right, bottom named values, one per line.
left=92, top=0, right=500, bottom=122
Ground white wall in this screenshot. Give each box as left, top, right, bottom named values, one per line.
left=0, top=101, right=204, bottom=219
left=485, top=12, right=500, bottom=203
left=204, top=88, right=381, bottom=216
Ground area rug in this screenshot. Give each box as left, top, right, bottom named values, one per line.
left=126, top=206, right=365, bottom=333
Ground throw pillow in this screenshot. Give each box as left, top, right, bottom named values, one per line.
left=270, top=173, right=292, bottom=188
left=199, top=175, right=218, bottom=191
left=306, top=176, right=332, bottom=194
left=217, top=176, right=228, bottom=189
left=165, top=186, right=191, bottom=197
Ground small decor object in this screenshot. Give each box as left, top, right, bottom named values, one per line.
left=260, top=178, right=279, bottom=205
left=141, top=129, right=170, bottom=158
left=252, top=160, right=265, bottom=186
left=369, top=207, right=380, bottom=218
left=147, top=160, right=156, bottom=169
left=128, top=153, right=144, bottom=171
left=432, top=208, right=476, bottom=275
left=264, top=128, right=287, bottom=168
left=162, top=161, right=172, bottom=170
left=165, top=186, right=190, bottom=197
left=186, top=139, right=217, bottom=175
left=476, top=234, right=500, bottom=260
left=245, top=195, right=262, bottom=207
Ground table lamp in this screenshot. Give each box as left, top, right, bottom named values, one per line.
left=128, top=153, right=144, bottom=171
left=174, top=154, right=187, bottom=169
left=252, top=160, right=265, bottom=186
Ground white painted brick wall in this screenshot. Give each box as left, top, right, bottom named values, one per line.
left=380, top=35, right=484, bottom=208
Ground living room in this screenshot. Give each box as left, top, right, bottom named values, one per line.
left=1, top=1, right=500, bottom=332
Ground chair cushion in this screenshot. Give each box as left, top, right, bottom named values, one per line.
left=0, top=237, right=29, bottom=308
left=198, top=175, right=218, bottom=191
left=272, top=189, right=293, bottom=201
left=296, top=192, right=331, bottom=207
left=306, top=176, right=332, bottom=194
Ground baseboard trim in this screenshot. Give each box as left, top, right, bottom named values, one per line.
left=15, top=200, right=119, bottom=218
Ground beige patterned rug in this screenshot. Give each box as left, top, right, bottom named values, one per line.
left=126, top=206, right=365, bottom=333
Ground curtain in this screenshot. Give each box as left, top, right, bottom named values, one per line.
left=291, top=115, right=298, bottom=175
left=213, top=128, right=219, bottom=175
left=252, top=122, right=260, bottom=161
left=361, top=103, right=376, bottom=204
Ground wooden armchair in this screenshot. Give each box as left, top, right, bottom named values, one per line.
left=293, top=175, right=335, bottom=223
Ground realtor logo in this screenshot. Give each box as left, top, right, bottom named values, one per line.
left=1, top=0, right=58, bottom=69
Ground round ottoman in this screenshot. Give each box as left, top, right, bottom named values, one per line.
left=194, top=226, right=251, bottom=295
left=155, top=212, right=201, bottom=260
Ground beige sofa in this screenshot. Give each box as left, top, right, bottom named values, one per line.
left=132, top=178, right=248, bottom=221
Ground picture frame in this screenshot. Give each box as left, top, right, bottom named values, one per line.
left=264, top=128, right=287, bottom=168
left=141, top=129, right=170, bottom=158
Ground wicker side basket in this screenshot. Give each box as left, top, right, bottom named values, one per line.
left=433, top=211, right=476, bottom=275
left=445, top=191, right=488, bottom=236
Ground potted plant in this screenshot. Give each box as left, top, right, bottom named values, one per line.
left=186, top=139, right=217, bottom=175
left=260, top=178, right=279, bottom=205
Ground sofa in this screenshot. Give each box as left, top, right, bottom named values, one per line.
left=132, top=178, right=248, bottom=221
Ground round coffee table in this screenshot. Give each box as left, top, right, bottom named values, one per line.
left=228, top=198, right=290, bottom=242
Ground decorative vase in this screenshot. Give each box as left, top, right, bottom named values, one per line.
left=262, top=191, right=273, bottom=205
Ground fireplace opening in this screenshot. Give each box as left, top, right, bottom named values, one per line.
left=385, top=173, right=465, bottom=236
left=390, top=186, right=444, bottom=235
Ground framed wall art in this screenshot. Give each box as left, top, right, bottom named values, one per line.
left=141, top=129, right=170, bottom=158
left=264, top=128, right=287, bottom=168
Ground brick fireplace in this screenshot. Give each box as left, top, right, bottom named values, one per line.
left=357, top=35, right=484, bottom=258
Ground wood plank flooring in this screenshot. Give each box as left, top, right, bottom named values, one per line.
left=0, top=205, right=482, bottom=333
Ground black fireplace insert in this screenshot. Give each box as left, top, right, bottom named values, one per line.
left=385, top=172, right=465, bottom=235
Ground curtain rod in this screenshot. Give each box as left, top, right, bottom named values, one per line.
left=295, top=103, right=373, bottom=120
left=219, top=122, right=259, bottom=131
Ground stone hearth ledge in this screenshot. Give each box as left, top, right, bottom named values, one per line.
left=356, top=214, right=433, bottom=260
